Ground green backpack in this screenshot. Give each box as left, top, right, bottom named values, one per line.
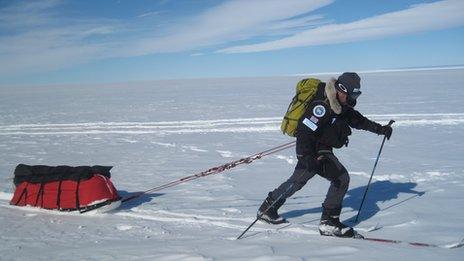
left=281, top=78, right=321, bottom=137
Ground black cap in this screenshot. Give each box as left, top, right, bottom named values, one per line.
left=336, top=72, right=360, bottom=94
left=336, top=72, right=362, bottom=100
left=336, top=72, right=362, bottom=107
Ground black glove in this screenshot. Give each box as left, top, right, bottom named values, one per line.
left=378, top=125, right=393, bottom=140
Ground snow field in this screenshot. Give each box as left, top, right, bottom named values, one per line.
left=1, top=69, right=463, bottom=260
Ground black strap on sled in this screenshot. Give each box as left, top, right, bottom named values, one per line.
left=56, top=174, right=64, bottom=210
left=13, top=183, right=29, bottom=206
left=75, top=176, right=81, bottom=211
left=35, top=176, right=46, bottom=207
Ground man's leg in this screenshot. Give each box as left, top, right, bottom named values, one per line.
left=270, top=168, right=316, bottom=201
left=258, top=166, right=316, bottom=224
left=318, top=153, right=354, bottom=237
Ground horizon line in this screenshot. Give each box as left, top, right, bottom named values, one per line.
left=2, top=64, right=464, bottom=88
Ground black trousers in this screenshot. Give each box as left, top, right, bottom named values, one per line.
left=270, top=153, right=349, bottom=211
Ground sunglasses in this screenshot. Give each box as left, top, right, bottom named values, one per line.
left=338, top=83, right=362, bottom=100
left=349, top=89, right=362, bottom=100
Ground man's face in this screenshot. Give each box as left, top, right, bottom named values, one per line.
left=336, top=90, right=348, bottom=105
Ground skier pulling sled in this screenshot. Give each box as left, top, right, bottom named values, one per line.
left=256, top=72, right=393, bottom=238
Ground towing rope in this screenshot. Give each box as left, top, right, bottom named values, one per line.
left=121, top=141, right=296, bottom=203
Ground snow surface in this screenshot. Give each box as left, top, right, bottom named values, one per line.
left=1, top=68, right=463, bottom=260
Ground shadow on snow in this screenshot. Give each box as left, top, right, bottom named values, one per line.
left=115, top=190, right=165, bottom=211
left=281, top=180, right=425, bottom=224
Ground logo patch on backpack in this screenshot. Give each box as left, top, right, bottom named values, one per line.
left=313, top=105, right=326, bottom=117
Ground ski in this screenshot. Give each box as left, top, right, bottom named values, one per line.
left=322, top=231, right=463, bottom=249
left=246, top=220, right=463, bottom=249
left=239, top=220, right=380, bottom=240
left=358, top=236, right=464, bottom=249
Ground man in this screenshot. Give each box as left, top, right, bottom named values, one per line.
left=257, top=72, right=393, bottom=238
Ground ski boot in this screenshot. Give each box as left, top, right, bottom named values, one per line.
left=319, top=207, right=356, bottom=238
left=257, top=193, right=287, bottom=224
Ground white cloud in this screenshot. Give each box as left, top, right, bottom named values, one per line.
left=0, top=0, right=120, bottom=76
left=0, top=0, right=61, bottom=29
left=218, top=0, right=464, bottom=53
left=0, top=0, right=333, bottom=76
left=1, top=0, right=463, bottom=77
left=119, top=0, right=333, bottom=56
left=137, top=11, right=164, bottom=18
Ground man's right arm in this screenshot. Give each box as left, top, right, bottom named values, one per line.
left=347, top=108, right=393, bottom=139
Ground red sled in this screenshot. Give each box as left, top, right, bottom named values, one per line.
left=10, top=164, right=120, bottom=213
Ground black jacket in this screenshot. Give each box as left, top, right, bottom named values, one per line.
left=295, top=83, right=383, bottom=160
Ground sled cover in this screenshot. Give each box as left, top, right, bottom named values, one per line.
left=10, top=164, right=120, bottom=212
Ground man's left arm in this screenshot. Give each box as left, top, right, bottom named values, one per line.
left=347, top=109, right=393, bottom=139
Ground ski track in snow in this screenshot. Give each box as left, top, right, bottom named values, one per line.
left=0, top=196, right=317, bottom=236
left=0, top=113, right=463, bottom=136
left=0, top=199, right=327, bottom=238
left=0, top=197, right=383, bottom=241
left=116, top=225, right=134, bottom=231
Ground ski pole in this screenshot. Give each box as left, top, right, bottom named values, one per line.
left=354, top=120, right=394, bottom=223
left=237, top=182, right=295, bottom=240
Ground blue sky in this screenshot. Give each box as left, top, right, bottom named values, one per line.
left=0, top=0, right=463, bottom=86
